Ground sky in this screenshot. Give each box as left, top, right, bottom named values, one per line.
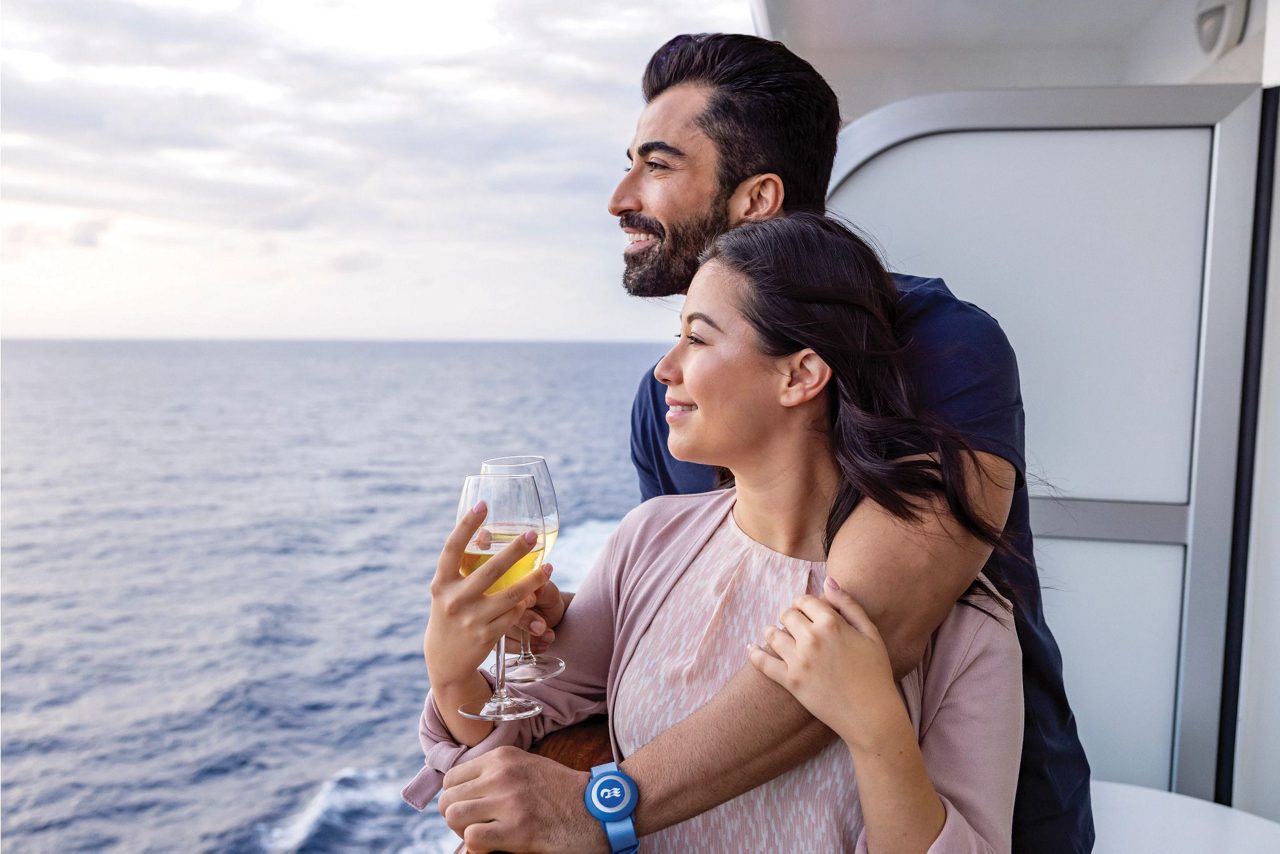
left=1, top=0, right=755, bottom=341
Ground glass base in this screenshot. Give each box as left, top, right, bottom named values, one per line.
left=491, top=654, right=566, bottom=683
left=457, top=695, right=542, bottom=721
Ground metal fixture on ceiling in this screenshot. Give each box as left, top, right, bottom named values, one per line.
left=1195, top=0, right=1249, bottom=56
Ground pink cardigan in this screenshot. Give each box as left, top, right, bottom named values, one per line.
left=403, top=489, right=1023, bottom=853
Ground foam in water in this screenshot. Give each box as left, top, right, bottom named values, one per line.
left=546, top=518, right=618, bottom=591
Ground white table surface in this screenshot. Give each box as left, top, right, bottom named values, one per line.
left=1093, top=780, right=1280, bottom=853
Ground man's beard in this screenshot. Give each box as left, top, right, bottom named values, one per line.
left=621, top=200, right=731, bottom=298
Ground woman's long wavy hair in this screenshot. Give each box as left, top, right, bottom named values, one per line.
left=702, top=212, right=1023, bottom=607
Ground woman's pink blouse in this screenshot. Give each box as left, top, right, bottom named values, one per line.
left=403, top=489, right=1023, bottom=853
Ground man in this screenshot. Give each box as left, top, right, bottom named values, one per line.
left=419, top=33, right=1094, bottom=853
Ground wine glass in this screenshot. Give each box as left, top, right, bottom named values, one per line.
left=454, top=474, right=545, bottom=722
left=480, top=456, right=566, bottom=682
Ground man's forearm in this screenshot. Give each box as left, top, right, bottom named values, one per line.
left=620, top=663, right=835, bottom=834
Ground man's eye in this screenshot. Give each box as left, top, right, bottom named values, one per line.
left=646, top=161, right=668, bottom=171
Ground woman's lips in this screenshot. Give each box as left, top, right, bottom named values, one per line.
left=665, top=402, right=698, bottom=423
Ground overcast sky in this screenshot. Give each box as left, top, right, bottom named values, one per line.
left=1, top=0, right=754, bottom=341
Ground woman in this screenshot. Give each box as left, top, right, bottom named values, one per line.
left=405, top=213, right=1023, bottom=852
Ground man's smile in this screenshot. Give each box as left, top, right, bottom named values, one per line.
left=624, top=229, right=660, bottom=254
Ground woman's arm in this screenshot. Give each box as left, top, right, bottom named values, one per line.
left=750, top=580, right=944, bottom=852
left=422, top=504, right=551, bottom=746
left=845, top=698, right=947, bottom=853
left=750, top=580, right=1022, bottom=853
left=403, top=521, right=622, bottom=811
left=901, top=601, right=1024, bottom=854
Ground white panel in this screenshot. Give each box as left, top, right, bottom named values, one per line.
left=1036, top=537, right=1185, bottom=788
left=829, top=129, right=1210, bottom=503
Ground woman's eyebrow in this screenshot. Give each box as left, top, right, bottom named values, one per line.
left=683, top=311, right=723, bottom=332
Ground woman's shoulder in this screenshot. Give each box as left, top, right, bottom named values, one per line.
left=603, top=488, right=735, bottom=570
left=618, top=488, right=735, bottom=532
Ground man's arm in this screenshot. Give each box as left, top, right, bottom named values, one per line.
left=622, top=451, right=1015, bottom=835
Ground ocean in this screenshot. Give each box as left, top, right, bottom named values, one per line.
left=0, top=339, right=669, bottom=852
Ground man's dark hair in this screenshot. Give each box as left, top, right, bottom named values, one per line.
left=642, top=33, right=840, bottom=213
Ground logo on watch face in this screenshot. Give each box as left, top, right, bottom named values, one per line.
left=590, top=774, right=634, bottom=815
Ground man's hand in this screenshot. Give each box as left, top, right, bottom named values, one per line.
left=438, top=747, right=606, bottom=853
left=504, top=583, right=573, bottom=653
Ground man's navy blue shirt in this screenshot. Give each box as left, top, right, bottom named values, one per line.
left=630, top=274, right=1094, bottom=853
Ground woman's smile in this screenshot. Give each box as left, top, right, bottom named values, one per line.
left=666, top=398, right=698, bottom=422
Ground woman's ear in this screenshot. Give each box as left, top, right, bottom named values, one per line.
left=779, top=349, right=832, bottom=408
left=727, top=173, right=785, bottom=225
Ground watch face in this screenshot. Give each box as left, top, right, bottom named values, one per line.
left=589, top=773, right=635, bottom=818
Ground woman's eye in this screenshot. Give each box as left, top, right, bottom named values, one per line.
left=685, top=334, right=704, bottom=345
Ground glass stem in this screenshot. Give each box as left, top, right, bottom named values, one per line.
left=492, top=635, right=509, bottom=700
left=519, top=629, right=535, bottom=663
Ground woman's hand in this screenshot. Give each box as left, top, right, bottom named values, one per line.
left=504, top=580, right=569, bottom=652
left=748, top=577, right=903, bottom=747
left=424, top=501, right=553, bottom=690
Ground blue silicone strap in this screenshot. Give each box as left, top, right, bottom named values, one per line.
left=589, top=762, right=639, bottom=853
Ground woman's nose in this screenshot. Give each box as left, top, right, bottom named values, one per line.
left=654, top=343, right=680, bottom=387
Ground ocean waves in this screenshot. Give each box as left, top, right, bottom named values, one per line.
left=2, top=340, right=660, bottom=852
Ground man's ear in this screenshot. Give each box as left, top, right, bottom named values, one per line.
left=779, top=349, right=832, bottom=407
left=727, top=173, right=785, bottom=225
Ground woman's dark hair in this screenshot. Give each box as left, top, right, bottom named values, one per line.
left=642, top=33, right=840, bottom=213
left=702, top=212, right=1024, bottom=608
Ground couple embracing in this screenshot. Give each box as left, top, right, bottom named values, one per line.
left=404, top=33, right=1093, bottom=854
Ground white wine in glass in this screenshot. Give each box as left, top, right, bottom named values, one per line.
left=454, top=474, right=544, bottom=722
left=480, top=456, right=566, bottom=682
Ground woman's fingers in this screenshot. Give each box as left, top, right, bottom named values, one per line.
left=748, top=643, right=788, bottom=685
left=822, top=576, right=880, bottom=639
left=435, top=501, right=488, bottom=586
left=778, top=606, right=815, bottom=641
left=791, top=594, right=839, bottom=626
left=462, top=528, right=538, bottom=595
left=763, top=623, right=797, bottom=659
left=480, top=562, right=554, bottom=627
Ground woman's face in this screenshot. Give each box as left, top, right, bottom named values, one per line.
left=654, top=261, right=789, bottom=467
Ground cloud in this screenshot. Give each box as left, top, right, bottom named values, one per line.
left=0, top=0, right=753, bottom=338
left=330, top=250, right=381, bottom=273
left=70, top=218, right=111, bottom=247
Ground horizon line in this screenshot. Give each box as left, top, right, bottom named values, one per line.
left=0, top=335, right=672, bottom=346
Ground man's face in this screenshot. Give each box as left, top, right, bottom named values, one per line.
left=608, top=84, right=730, bottom=298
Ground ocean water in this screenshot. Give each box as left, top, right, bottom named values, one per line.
left=0, top=340, right=668, bottom=853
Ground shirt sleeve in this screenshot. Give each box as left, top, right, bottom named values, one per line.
left=855, top=606, right=1024, bottom=854
left=630, top=368, right=719, bottom=500
left=906, top=298, right=1027, bottom=486
left=920, top=609, right=1024, bottom=853
left=400, top=526, right=623, bottom=811
left=630, top=370, right=665, bottom=503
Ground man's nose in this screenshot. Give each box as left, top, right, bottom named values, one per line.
left=608, top=170, right=638, bottom=217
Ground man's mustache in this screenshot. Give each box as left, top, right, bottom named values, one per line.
left=619, top=213, right=665, bottom=240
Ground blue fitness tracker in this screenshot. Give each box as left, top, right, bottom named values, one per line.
left=585, top=761, right=639, bottom=853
